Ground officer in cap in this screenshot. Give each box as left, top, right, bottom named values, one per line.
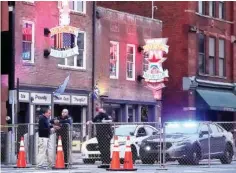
left=92, top=107, right=113, bottom=168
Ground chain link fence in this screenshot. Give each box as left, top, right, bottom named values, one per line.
left=1, top=121, right=236, bottom=169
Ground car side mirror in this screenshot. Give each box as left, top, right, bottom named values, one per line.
left=130, top=132, right=134, bottom=136
left=199, top=131, right=209, bottom=137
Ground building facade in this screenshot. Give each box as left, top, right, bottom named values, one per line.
left=95, top=7, right=163, bottom=122
left=98, top=1, right=236, bottom=123
left=8, top=1, right=93, bottom=125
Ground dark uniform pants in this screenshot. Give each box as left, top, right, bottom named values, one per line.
left=97, top=135, right=111, bottom=164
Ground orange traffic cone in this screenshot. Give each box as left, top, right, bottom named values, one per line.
left=107, top=136, right=122, bottom=171
left=16, top=137, right=27, bottom=168
left=123, top=136, right=137, bottom=171
left=54, top=136, right=65, bottom=169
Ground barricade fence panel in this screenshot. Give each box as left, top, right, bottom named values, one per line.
left=1, top=121, right=235, bottom=169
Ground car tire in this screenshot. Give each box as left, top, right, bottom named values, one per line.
left=141, top=159, right=155, bottom=164
left=220, top=143, right=233, bottom=164
left=178, top=159, right=188, bottom=165
left=185, top=146, right=201, bottom=165
left=83, top=159, right=96, bottom=164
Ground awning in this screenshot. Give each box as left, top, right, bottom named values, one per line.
left=196, top=89, right=236, bottom=112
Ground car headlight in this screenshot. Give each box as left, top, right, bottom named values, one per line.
left=145, top=146, right=151, bottom=151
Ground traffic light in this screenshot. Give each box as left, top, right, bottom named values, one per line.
left=43, top=28, right=51, bottom=58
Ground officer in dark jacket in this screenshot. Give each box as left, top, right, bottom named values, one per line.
left=53, top=109, right=72, bottom=168
left=92, top=108, right=113, bottom=167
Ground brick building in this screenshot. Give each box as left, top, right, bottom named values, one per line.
left=98, top=1, right=236, bottom=123
left=95, top=7, right=163, bottom=122
left=2, top=1, right=94, bottom=125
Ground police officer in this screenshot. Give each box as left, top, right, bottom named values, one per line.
left=53, top=109, right=72, bottom=168
left=92, top=107, right=113, bottom=168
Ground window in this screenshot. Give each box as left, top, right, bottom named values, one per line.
left=56, top=32, right=86, bottom=69
left=219, top=39, right=225, bottom=77
left=209, top=1, right=216, bottom=17
left=126, top=44, right=135, bottom=80
left=209, top=37, right=216, bottom=75
left=69, top=1, right=86, bottom=13
left=198, top=33, right=205, bottom=74
left=137, top=127, right=147, bottom=136
left=143, top=52, right=149, bottom=72
left=219, top=1, right=224, bottom=19
left=198, top=1, right=206, bottom=15
left=110, top=41, right=119, bottom=79
left=22, top=21, right=34, bottom=63
left=209, top=124, right=219, bottom=134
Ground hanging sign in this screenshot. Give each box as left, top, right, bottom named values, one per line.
left=49, top=0, right=79, bottom=59
left=143, top=38, right=169, bottom=100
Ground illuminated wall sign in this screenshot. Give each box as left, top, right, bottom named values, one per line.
left=31, top=93, right=51, bottom=104
left=49, top=1, right=80, bottom=59
left=71, top=95, right=88, bottom=105
left=143, top=38, right=169, bottom=100
left=53, top=94, right=70, bottom=104
left=19, top=92, right=30, bottom=102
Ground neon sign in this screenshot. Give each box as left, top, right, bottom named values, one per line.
left=143, top=38, right=169, bottom=100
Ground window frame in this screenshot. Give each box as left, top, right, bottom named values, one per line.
left=109, top=41, right=119, bottom=79
left=219, top=1, right=225, bottom=19
left=57, top=31, right=86, bottom=70
left=198, top=33, right=206, bottom=74
left=69, top=1, right=86, bottom=14
left=209, top=1, right=216, bottom=17
left=22, top=20, right=35, bottom=64
left=209, top=37, right=216, bottom=76
left=126, top=44, right=136, bottom=81
left=198, top=1, right=206, bottom=15
left=219, top=38, right=225, bottom=77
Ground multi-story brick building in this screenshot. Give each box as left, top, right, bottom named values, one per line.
left=98, top=1, right=236, bottom=123
left=95, top=7, right=163, bottom=122
left=2, top=1, right=94, bottom=125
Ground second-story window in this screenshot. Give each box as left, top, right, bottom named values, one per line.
left=69, top=1, right=86, bottom=13
left=219, top=1, right=224, bottom=19
left=209, top=37, right=216, bottom=75
left=22, top=21, right=34, bottom=63
left=209, top=1, right=216, bottom=17
left=198, top=33, right=205, bottom=74
left=198, top=1, right=206, bottom=15
left=56, top=31, right=86, bottom=69
left=126, top=44, right=135, bottom=80
left=219, top=39, right=225, bottom=77
left=143, top=52, right=149, bottom=73
left=110, top=41, right=119, bottom=79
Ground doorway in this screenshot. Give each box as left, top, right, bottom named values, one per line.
left=18, top=102, right=30, bottom=124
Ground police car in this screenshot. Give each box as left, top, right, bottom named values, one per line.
left=81, top=124, right=159, bottom=164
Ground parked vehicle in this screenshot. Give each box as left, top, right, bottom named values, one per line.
left=139, top=122, right=235, bottom=165
left=81, top=124, right=159, bottom=164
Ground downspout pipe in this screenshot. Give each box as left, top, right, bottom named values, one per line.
left=91, top=1, right=96, bottom=120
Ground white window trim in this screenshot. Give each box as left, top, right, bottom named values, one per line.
left=58, top=31, right=86, bottom=70
left=110, top=41, right=119, bottom=79
left=22, top=20, right=35, bottom=64
left=126, top=44, right=136, bottom=81
left=69, top=1, right=86, bottom=14
left=24, top=0, right=34, bottom=3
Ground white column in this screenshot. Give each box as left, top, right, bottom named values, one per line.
left=82, top=107, right=87, bottom=139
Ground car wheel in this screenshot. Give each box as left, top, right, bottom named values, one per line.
left=83, top=159, right=96, bottom=164
left=131, top=145, right=138, bottom=163
left=190, top=147, right=201, bottom=165
left=220, top=144, right=233, bottom=164
left=141, top=159, right=155, bottom=164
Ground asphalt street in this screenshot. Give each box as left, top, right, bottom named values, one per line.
left=1, top=160, right=236, bottom=173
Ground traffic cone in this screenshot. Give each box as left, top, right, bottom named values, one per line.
left=16, top=137, right=27, bottom=168
left=123, top=136, right=137, bottom=171
left=107, top=136, right=122, bottom=171
left=53, top=136, right=65, bottom=169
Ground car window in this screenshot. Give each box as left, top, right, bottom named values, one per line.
left=144, top=126, right=155, bottom=135
left=137, top=127, right=147, bottom=136
left=209, top=124, right=219, bottom=134
left=216, top=125, right=224, bottom=133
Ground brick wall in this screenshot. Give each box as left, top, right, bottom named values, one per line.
left=1, top=1, right=9, bottom=31
left=14, top=1, right=93, bottom=91
left=95, top=7, right=162, bottom=102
